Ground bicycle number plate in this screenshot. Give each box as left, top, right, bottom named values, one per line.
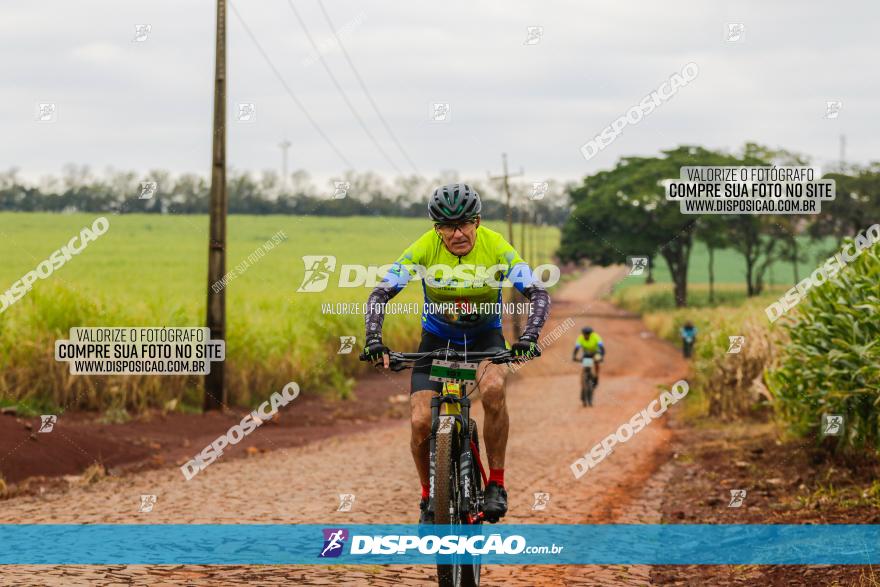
left=429, top=359, right=478, bottom=384
left=581, top=357, right=594, bottom=367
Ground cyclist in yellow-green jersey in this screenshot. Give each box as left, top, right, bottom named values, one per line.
left=363, top=184, right=551, bottom=523
left=572, top=326, right=606, bottom=384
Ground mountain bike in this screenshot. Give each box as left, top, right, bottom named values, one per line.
left=578, top=352, right=601, bottom=407
left=360, top=347, right=527, bottom=587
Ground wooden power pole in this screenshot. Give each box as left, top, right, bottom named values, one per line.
left=279, top=139, right=291, bottom=190
left=530, top=208, right=537, bottom=265
left=204, top=0, right=227, bottom=411
left=489, top=153, right=523, bottom=246
left=489, top=153, right=524, bottom=334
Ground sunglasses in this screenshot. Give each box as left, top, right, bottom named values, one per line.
left=434, top=218, right=477, bottom=235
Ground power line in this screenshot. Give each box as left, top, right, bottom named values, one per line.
left=228, top=1, right=355, bottom=169
left=314, top=0, right=420, bottom=175
left=284, top=0, right=403, bottom=175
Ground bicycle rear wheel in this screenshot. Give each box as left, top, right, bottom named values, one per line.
left=584, top=371, right=594, bottom=407
left=581, top=370, right=591, bottom=407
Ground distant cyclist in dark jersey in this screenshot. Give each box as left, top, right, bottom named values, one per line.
left=363, top=184, right=551, bottom=523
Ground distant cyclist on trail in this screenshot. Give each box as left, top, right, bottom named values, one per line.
left=572, top=326, right=605, bottom=384
left=680, top=321, right=697, bottom=359
left=363, top=184, right=551, bottom=524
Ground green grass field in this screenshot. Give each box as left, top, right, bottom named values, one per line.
left=0, top=211, right=834, bottom=413
left=0, top=212, right=559, bottom=411
left=616, top=237, right=838, bottom=292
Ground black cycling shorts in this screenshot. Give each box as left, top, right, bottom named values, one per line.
left=410, top=329, right=508, bottom=394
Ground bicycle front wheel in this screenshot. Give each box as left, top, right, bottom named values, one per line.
left=460, top=418, right=482, bottom=586
left=434, top=418, right=460, bottom=587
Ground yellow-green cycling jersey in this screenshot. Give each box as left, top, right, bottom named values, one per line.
left=365, top=225, right=550, bottom=345
left=574, top=332, right=605, bottom=356
left=389, top=226, right=528, bottom=340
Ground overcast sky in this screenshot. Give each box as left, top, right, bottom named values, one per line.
left=2, top=0, right=878, bottom=186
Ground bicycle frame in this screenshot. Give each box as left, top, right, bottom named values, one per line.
left=359, top=347, right=522, bottom=525
left=359, top=347, right=525, bottom=586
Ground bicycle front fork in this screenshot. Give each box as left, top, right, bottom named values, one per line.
left=428, top=395, right=477, bottom=521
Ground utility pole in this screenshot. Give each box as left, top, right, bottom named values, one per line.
left=204, top=0, right=227, bottom=412
left=489, top=153, right=524, bottom=246
left=279, top=139, right=291, bottom=190
left=489, top=153, right=525, bottom=334
left=530, top=208, right=537, bottom=264
left=536, top=212, right=541, bottom=262
left=839, top=134, right=846, bottom=170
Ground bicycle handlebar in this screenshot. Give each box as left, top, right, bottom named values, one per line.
left=359, top=347, right=535, bottom=369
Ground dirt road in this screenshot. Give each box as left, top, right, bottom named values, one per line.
left=0, top=267, right=689, bottom=586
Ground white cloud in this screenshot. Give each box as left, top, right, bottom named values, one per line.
left=71, top=42, right=123, bottom=64
left=0, top=0, right=877, bottom=184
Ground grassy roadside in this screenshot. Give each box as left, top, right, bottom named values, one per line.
left=651, top=420, right=880, bottom=586
left=0, top=212, right=560, bottom=414
left=613, top=282, right=785, bottom=420
left=619, top=280, right=880, bottom=584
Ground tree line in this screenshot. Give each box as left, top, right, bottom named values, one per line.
left=0, top=166, right=570, bottom=226
left=558, top=144, right=880, bottom=306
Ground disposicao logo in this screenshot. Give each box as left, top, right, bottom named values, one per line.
left=319, top=528, right=349, bottom=558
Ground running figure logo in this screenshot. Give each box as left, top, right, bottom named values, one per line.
left=822, top=414, right=844, bottom=436
left=36, top=103, right=57, bottom=122
left=728, top=489, right=747, bottom=508
left=523, top=26, right=544, bottom=45
left=627, top=256, right=648, bottom=276
left=531, top=492, right=550, bottom=511
left=430, top=103, right=450, bottom=122
left=133, top=24, right=152, bottom=42
left=138, top=495, right=157, bottom=513
left=530, top=181, right=549, bottom=201
left=38, top=415, right=57, bottom=433
left=726, top=23, right=744, bottom=42
left=332, top=181, right=350, bottom=200
left=297, top=255, right=337, bottom=292
left=139, top=181, right=157, bottom=199
left=337, top=336, right=356, bottom=354
left=319, top=528, right=349, bottom=557
left=237, top=103, right=256, bottom=122
left=727, top=336, right=745, bottom=354
left=337, top=493, right=356, bottom=512
left=824, top=101, right=842, bottom=119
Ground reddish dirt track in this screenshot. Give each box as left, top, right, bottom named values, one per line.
left=0, top=267, right=689, bottom=586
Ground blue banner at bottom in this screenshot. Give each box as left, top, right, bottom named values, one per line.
left=1, top=524, right=878, bottom=565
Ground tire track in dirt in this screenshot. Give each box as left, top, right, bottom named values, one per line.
left=0, top=267, right=689, bottom=586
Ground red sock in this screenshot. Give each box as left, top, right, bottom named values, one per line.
left=421, top=484, right=430, bottom=500
left=489, top=468, right=505, bottom=487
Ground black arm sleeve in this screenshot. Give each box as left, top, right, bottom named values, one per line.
left=364, top=283, right=401, bottom=343
left=520, top=284, right=551, bottom=341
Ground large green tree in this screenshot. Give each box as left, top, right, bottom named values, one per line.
left=731, top=144, right=811, bottom=296
left=810, top=163, right=880, bottom=247
left=559, top=146, right=749, bottom=307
